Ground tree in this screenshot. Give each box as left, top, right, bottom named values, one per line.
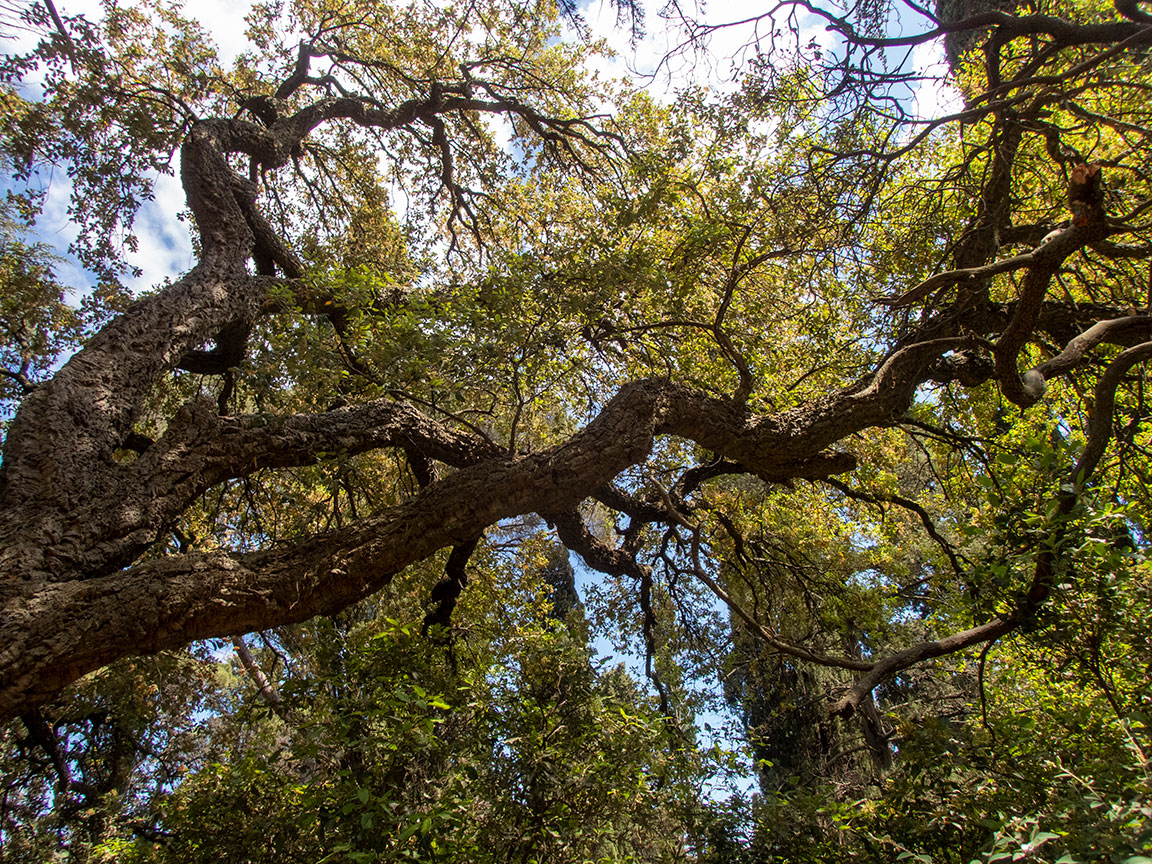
left=1, top=0, right=1152, bottom=855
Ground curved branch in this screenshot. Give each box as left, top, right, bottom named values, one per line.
left=823, top=478, right=967, bottom=578
left=829, top=617, right=1017, bottom=717
left=176, top=320, right=252, bottom=375
left=1115, top=0, right=1152, bottom=24
left=2, top=354, right=962, bottom=715
left=1073, top=340, right=1152, bottom=485
left=549, top=509, right=670, bottom=716
left=274, top=41, right=318, bottom=101
left=832, top=339, right=1152, bottom=717
left=1030, top=313, right=1152, bottom=383
left=995, top=165, right=1113, bottom=406
left=880, top=220, right=1119, bottom=310
left=690, top=560, right=872, bottom=672
left=783, top=0, right=1150, bottom=48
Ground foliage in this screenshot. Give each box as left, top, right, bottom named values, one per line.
left=2, top=0, right=1152, bottom=860
left=0, top=204, right=125, bottom=424
left=2, top=548, right=716, bottom=862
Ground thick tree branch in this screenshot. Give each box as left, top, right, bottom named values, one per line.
left=6, top=265, right=1150, bottom=716
left=2, top=354, right=953, bottom=715
left=0, top=381, right=664, bottom=715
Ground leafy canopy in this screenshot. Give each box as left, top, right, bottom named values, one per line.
left=1, top=0, right=1151, bottom=860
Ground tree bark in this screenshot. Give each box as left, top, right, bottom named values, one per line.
left=2, top=50, right=1149, bottom=720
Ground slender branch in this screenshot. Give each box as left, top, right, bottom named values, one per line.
left=823, top=478, right=967, bottom=578
left=547, top=510, right=672, bottom=715
left=41, top=0, right=76, bottom=63
left=831, top=340, right=1152, bottom=717
left=422, top=535, right=481, bottom=636
left=829, top=618, right=1018, bottom=717
left=231, top=636, right=288, bottom=720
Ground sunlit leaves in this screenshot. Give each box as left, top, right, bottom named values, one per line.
left=1, top=0, right=221, bottom=280
left=0, top=206, right=126, bottom=421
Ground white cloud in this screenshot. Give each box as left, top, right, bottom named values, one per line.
left=127, top=171, right=195, bottom=290
left=183, top=0, right=256, bottom=66
left=910, top=38, right=963, bottom=121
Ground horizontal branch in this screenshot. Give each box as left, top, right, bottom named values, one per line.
left=0, top=379, right=664, bottom=716
left=8, top=281, right=1149, bottom=716
left=1031, top=314, right=1152, bottom=385
left=828, top=617, right=1018, bottom=717
left=1, top=346, right=963, bottom=715
left=881, top=217, right=1120, bottom=310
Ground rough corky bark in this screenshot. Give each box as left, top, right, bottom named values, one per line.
left=3, top=6, right=1152, bottom=720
